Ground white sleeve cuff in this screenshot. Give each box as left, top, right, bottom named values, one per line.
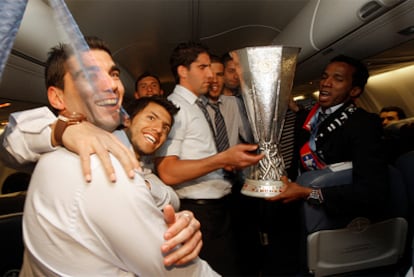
left=4, top=107, right=57, bottom=163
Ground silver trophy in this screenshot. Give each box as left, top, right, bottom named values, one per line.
left=231, top=46, right=300, bottom=198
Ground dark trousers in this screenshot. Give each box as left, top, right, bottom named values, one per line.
left=230, top=172, right=302, bottom=276
left=180, top=196, right=239, bottom=276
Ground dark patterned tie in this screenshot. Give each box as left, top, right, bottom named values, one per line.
left=317, top=111, right=328, bottom=124
left=209, top=103, right=230, bottom=152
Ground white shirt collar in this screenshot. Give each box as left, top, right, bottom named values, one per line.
left=174, top=85, right=199, bottom=105
left=319, top=102, right=344, bottom=115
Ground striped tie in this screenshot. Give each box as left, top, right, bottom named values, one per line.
left=209, top=103, right=230, bottom=152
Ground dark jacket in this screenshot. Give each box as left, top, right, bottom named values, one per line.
left=294, top=101, right=389, bottom=219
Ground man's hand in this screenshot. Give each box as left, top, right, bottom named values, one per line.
left=221, top=144, right=264, bottom=171
left=266, top=176, right=311, bottom=203
left=161, top=205, right=202, bottom=266
left=61, top=121, right=140, bottom=182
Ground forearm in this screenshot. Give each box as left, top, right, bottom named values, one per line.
left=0, top=107, right=57, bottom=170
left=155, top=153, right=226, bottom=186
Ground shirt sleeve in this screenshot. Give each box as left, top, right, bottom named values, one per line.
left=0, top=107, right=57, bottom=170
left=145, top=172, right=180, bottom=211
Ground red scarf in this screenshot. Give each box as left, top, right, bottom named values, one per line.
left=300, top=104, right=326, bottom=171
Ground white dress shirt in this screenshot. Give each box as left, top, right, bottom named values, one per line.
left=156, top=85, right=232, bottom=199
left=20, top=148, right=217, bottom=276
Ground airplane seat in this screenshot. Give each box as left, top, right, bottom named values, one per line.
left=301, top=165, right=409, bottom=276
left=0, top=191, right=26, bottom=216
left=395, top=151, right=414, bottom=221
left=0, top=193, right=26, bottom=276
left=0, top=212, right=24, bottom=276
left=387, top=164, right=410, bottom=219
left=395, top=151, right=414, bottom=272
left=384, top=118, right=414, bottom=163
left=1, top=171, right=31, bottom=194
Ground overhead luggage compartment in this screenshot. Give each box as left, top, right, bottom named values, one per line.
left=272, top=0, right=414, bottom=93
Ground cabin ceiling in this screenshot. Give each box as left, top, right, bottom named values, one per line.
left=66, top=0, right=309, bottom=86
left=0, top=0, right=310, bottom=118
left=1, top=0, right=414, bottom=122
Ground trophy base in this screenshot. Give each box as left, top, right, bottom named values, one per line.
left=241, top=179, right=284, bottom=198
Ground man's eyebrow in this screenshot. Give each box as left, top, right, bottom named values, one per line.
left=73, top=65, right=100, bottom=79
left=149, top=111, right=171, bottom=128
left=111, top=65, right=121, bottom=73
left=198, top=64, right=210, bottom=69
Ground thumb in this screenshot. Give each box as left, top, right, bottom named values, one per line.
left=163, top=204, right=176, bottom=227
left=281, top=176, right=289, bottom=184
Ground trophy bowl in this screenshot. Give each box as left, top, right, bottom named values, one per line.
left=231, top=45, right=300, bottom=198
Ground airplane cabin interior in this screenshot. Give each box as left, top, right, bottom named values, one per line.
left=0, top=0, right=414, bottom=276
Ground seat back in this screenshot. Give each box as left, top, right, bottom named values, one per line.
left=395, top=151, right=414, bottom=271
left=0, top=212, right=24, bottom=276
left=395, top=151, right=414, bottom=221
left=306, top=164, right=410, bottom=276
left=0, top=191, right=26, bottom=216
left=308, top=217, right=408, bottom=277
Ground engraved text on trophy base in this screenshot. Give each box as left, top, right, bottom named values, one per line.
left=241, top=179, right=284, bottom=198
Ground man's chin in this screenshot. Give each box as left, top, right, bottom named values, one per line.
left=137, top=147, right=156, bottom=156
left=95, top=117, right=121, bottom=132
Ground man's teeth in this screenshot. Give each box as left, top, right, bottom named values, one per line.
left=96, top=98, right=118, bottom=106
left=144, top=134, right=156, bottom=144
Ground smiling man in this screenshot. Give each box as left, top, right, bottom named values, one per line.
left=134, top=71, right=164, bottom=99
left=18, top=38, right=217, bottom=276
left=126, top=97, right=175, bottom=156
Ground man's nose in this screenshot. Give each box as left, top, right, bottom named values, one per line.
left=206, top=67, right=213, bottom=79
left=106, top=78, right=118, bottom=93
left=321, top=77, right=332, bottom=87
left=152, top=121, right=162, bottom=132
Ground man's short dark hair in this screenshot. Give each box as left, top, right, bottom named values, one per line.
left=126, top=96, right=180, bottom=126
left=221, top=52, right=233, bottom=67
left=134, top=71, right=162, bottom=91
left=169, top=41, right=209, bottom=84
left=330, top=55, right=369, bottom=93
left=45, top=36, right=112, bottom=90
left=209, top=54, right=222, bottom=64
left=380, top=106, right=407, bottom=120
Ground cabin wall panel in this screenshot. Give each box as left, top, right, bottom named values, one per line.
left=364, top=65, right=414, bottom=117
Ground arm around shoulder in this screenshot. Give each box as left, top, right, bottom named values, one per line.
left=0, top=107, right=57, bottom=170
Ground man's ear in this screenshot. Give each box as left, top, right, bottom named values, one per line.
left=177, top=65, right=188, bottom=79
left=350, top=86, right=362, bottom=98
left=134, top=91, right=140, bottom=99
left=47, top=86, right=65, bottom=110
